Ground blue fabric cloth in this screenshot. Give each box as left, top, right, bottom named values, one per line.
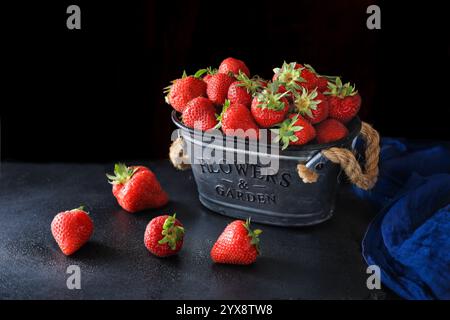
left=355, top=138, right=450, bottom=300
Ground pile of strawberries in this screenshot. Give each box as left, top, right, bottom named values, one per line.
left=165, top=57, right=361, bottom=149
left=51, top=163, right=261, bottom=265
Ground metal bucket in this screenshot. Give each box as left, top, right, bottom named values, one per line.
left=172, top=111, right=362, bottom=226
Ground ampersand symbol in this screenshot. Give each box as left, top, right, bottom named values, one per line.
left=238, top=179, right=249, bottom=190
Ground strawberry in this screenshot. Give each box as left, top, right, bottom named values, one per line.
left=317, top=76, right=329, bottom=92
left=273, top=62, right=318, bottom=97
left=211, top=218, right=262, bottom=265
left=144, top=213, right=184, bottom=257
left=206, top=73, right=235, bottom=105
left=218, top=100, right=260, bottom=139
left=164, top=70, right=207, bottom=113
left=106, top=163, right=168, bottom=213
left=51, top=206, right=94, bottom=256
left=227, top=72, right=262, bottom=107
left=297, top=64, right=319, bottom=91
left=302, top=64, right=338, bottom=93
left=218, top=57, right=250, bottom=77
left=203, top=67, right=217, bottom=84
left=271, top=114, right=316, bottom=149
left=251, top=82, right=289, bottom=128
left=315, top=118, right=349, bottom=144
left=182, top=97, right=218, bottom=130
left=293, top=88, right=329, bottom=124
left=326, top=77, right=361, bottom=123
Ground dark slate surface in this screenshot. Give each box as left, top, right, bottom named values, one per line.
left=0, top=161, right=394, bottom=299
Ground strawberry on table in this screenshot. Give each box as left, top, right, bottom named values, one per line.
left=144, top=213, right=185, bottom=257
left=271, top=114, right=317, bottom=149
left=315, top=118, right=349, bottom=144
left=164, top=69, right=208, bottom=113
left=218, top=57, right=250, bottom=77
left=182, top=97, right=218, bottom=131
left=227, top=71, right=262, bottom=107
left=293, top=88, right=329, bottom=124
left=251, top=81, right=290, bottom=128
left=51, top=206, right=94, bottom=256
left=211, top=218, right=262, bottom=265
left=106, top=163, right=168, bottom=213
left=206, top=73, right=235, bottom=105
left=218, top=100, right=260, bottom=140
left=326, top=77, right=361, bottom=123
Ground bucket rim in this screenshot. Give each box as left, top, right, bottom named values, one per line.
left=171, top=110, right=361, bottom=155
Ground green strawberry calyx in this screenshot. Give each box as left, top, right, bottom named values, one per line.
left=293, top=88, right=322, bottom=118
left=106, top=163, right=138, bottom=185
left=270, top=114, right=304, bottom=150
left=193, top=69, right=208, bottom=79
left=254, top=81, right=288, bottom=111
left=205, top=66, right=218, bottom=76
left=158, top=213, right=185, bottom=250
left=303, top=63, right=339, bottom=82
left=73, top=205, right=86, bottom=212
left=251, top=75, right=268, bottom=88
left=273, top=61, right=305, bottom=92
left=243, top=218, right=262, bottom=254
left=325, top=77, right=358, bottom=98
left=235, top=71, right=262, bottom=95
left=215, top=99, right=231, bottom=129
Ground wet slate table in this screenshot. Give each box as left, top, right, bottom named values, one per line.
left=0, top=161, right=394, bottom=299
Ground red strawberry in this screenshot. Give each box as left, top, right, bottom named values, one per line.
left=302, top=64, right=340, bottom=94
left=298, top=65, right=319, bottom=91
left=272, top=114, right=316, bottom=149
left=211, top=218, right=262, bottom=265
left=315, top=119, right=349, bottom=144
left=273, top=62, right=318, bottom=97
left=144, top=213, right=184, bottom=257
left=227, top=72, right=262, bottom=107
left=203, top=74, right=212, bottom=83
left=182, top=97, right=218, bottom=130
left=164, top=69, right=207, bottom=113
left=227, top=82, right=252, bottom=107
left=218, top=57, right=250, bottom=77
left=218, top=100, right=260, bottom=139
left=326, top=77, right=361, bottom=123
left=293, top=88, right=329, bottom=124
left=317, top=76, right=329, bottom=92
left=203, top=67, right=218, bottom=84
left=251, top=82, right=289, bottom=128
left=206, top=73, right=235, bottom=105
left=106, top=163, right=168, bottom=213
left=51, top=206, right=94, bottom=256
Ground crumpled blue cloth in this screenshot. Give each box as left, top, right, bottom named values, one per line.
left=354, top=138, right=450, bottom=300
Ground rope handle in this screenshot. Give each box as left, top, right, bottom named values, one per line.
left=297, top=122, right=380, bottom=190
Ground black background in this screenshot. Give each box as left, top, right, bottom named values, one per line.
left=2, top=0, right=448, bottom=162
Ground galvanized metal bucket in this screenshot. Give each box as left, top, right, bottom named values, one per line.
left=172, top=111, right=362, bottom=226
